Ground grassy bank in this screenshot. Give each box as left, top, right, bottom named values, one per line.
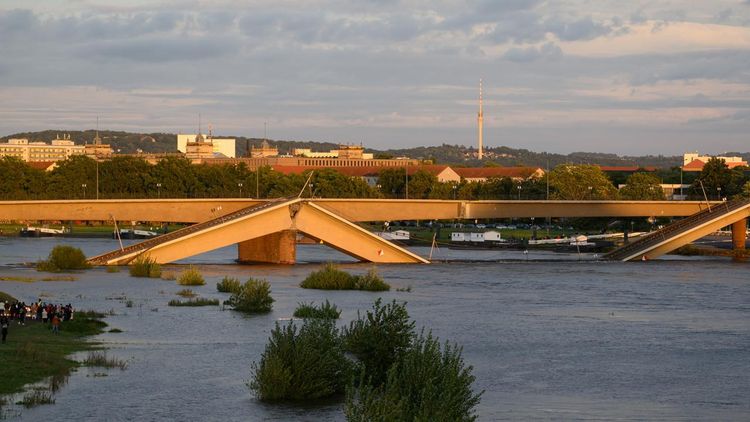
left=0, top=315, right=107, bottom=395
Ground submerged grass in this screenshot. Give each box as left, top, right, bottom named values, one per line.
left=293, top=300, right=341, bottom=320
left=177, top=266, right=205, bottom=286
left=83, top=351, right=128, bottom=370
left=168, top=298, right=220, bottom=307
left=216, top=276, right=241, bottom=293
left=129, top=255, right=162, bottom=278
left=16, top=389, right=55, bottom=408
left=176, top=288, right=197, bottom=298
left=0, top=314, right=107, bottom=395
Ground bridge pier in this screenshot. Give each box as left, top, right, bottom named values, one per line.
left=732, top=218, right=747, bottom=251
left=237, top=230, right=297, bottom=264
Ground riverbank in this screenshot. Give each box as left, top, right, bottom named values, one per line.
left=0, top=309, right=107, bottom=396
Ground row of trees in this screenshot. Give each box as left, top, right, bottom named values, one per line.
left=0, top=156, right=748, bottom=201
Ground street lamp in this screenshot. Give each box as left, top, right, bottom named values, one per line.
left=309, top=183, right=314, bottom=198
left=717, top=186, right=722, bottom=200
left=81, top=183, right=87, bottom=199
left=156, top=183, right=162, bottom=199
left=587, top=186, right=593, bottom=199
left=238, top=182, right=243, bottom=198
left=517, top=185, right=522, bottom=200
left=452, top=184, right=458, bottom=199
left=405, top=169, right=409, bottom=199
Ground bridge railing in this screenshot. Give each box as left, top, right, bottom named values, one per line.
left=89, top=197, right=294, bottom=265
left=604, top=198, right=750, bottom=261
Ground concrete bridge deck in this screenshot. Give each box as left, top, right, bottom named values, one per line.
left=0, top=199, right=719, bottom=223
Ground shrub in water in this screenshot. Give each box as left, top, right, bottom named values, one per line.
left=353, top=268, right=390, bottom=291
left=216, top=276, right=241, bottom=293
left=36, top=245, right=90, bottom=272
left=129, top=255, right=162, bottom=278
left=300, top=264, right=390, bottom=291
left=343, top=299, right=414, bottom=387
left=249, top=319, right=350, bottom=401
left=345, top=331, right=483, bottom=422
left=293, top=300, right=341, bottom=320
left=177, top=266, right=205, bottom=286
left=226, top=278, right=274, bottom=313
left=300, top=263, right=356, bottom=290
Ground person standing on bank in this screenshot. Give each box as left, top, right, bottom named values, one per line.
left=1, top=313, right=9, bottom=343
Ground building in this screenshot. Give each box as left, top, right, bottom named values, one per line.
left=270, top=164, right=460, bottom=186
left=0, top=135, right=85, bottom=162
left=250, top=140, right=278, bottom=158
left=177, top=133, right=236, bottom=158
left=682, top=152, right=747, bottom=172
left=453, top=167, right=545, bottom=182
left=292, top=145, right=374, bottom=160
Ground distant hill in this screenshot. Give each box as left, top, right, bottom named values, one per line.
left=4, top=130, right=746, bottom=169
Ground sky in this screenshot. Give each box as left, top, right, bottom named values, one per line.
left=1, top=0, right=749, bottom=155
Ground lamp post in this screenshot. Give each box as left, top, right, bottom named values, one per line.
left=156, top=183, right=162, bottom=199
left=309, top=183, right=314, bottom=198
left=587, top=186, right=593, bottom=200
left=81, top=183, right=87, bottom=199
left=452, top=184, right=458, bottom=199
left=238, top=182, right=243, bottom=198
left=517, top=185, right=522, bottom=200
left=717, top=186, right=721, bottom=201
left=405, top=169, right=409, bottom=199
left=255, top=169, right=260, bottom=198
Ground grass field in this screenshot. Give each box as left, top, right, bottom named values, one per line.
left=0, top=316, right=107, bottom=395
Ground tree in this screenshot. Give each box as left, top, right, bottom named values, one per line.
left=548, top=164, right=617, bottom=200
left=692, top=157, right=744, bottom=199
left=46, top=155, right=98, bottom=199
left=407, top=169, right=437, bottom=199
left=378, top=168, right=406, bottom=198
left=0, top=157, right=45, bottom=199
left=619, top=172, right=665, bottom=200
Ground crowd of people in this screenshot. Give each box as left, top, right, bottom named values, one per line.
left=1, top=299, right=75, bottom=343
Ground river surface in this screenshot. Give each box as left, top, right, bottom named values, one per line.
left=0, top=237, right=749, bottom=421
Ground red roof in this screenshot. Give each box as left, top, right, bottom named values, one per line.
left=682, top=159, right=748, bottom=171
left=453, top=167, right=542, bottom=179
left=26, top=161, right=56, bottom=171
left=270, top=165, right=451, bottom=177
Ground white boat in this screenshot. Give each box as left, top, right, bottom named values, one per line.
left=20, top=226, right=68, bottom=237
left=376, top=230, right=410, bottom=241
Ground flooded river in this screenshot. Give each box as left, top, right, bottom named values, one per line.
left=1, top=237, right=748, bottom=420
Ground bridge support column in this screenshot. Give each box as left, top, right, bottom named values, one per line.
left=238, top=230, right=297, bottom=264
left=732, top=218, right=747, bottom=251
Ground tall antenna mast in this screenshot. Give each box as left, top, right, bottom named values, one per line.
left=477, top=79, right=484, bottom=160
left=95, top=115, right=101, bottom=145
left=198, top=113, right=202, bottom=135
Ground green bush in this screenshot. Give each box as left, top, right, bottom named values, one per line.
left=300, top=264, right=390, bottom=291
left=168, top=298, right=219, bottom=307
left=249, top=319, right=351, bottom=401
left=353, top=268, right=390, bottom=291
left=216, top=276, right=241, bottom=293
left=177, top=266, right=205, bottom=286
left=129, top=255, right=162, bottom=278
left=293, top=300, right=341, bottom=320
left=345, top=331, right=483, bottom=422
left=36, top=245, right=90, bottom=272
left=343, top=299, right=414, bottom=387
left=300, top=263, right=356, bottom=290
left=226, top=278, right=274, bottom=313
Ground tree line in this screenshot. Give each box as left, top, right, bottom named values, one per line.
left=0, top=155, right=747, bottom=201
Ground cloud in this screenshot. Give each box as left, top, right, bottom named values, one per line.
left=502, top=42, right=562, bottom=62
left=81, top=36, right=241, bottom=63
